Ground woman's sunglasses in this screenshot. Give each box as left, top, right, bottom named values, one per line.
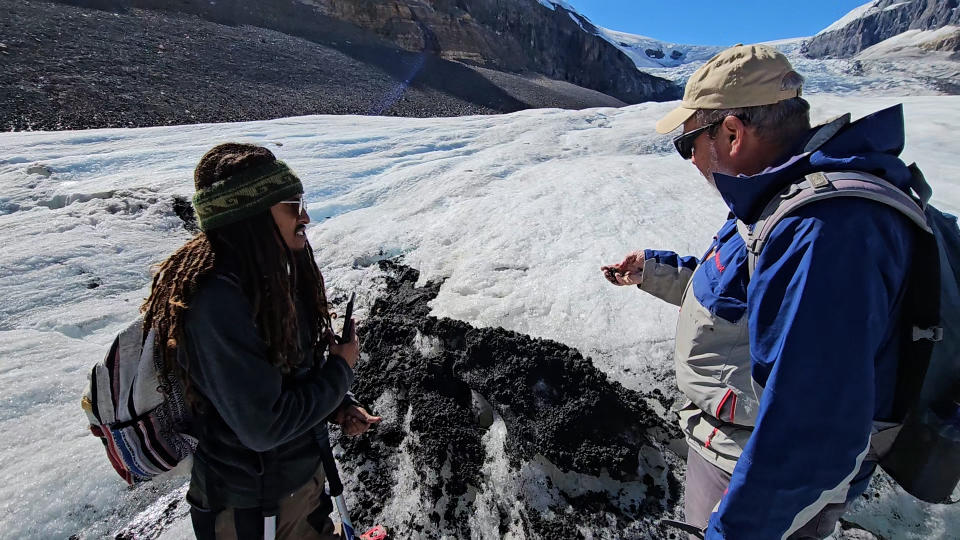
left=280, top=194, right=309, bottom=216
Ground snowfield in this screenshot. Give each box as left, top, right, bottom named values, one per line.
left=1, top=92, right=959, bottom=538
left=856, top=25, right=960, bottom=60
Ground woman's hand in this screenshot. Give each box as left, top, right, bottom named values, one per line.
left=333, top=404, right=382, bottom=436
left=327, top=320, right=359, bottom=368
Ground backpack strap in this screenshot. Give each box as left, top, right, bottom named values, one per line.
left=737, top=169, right=943, bottom=425
left=893, top=224, right=941, bottom=419
left=216, top=272, right=243, bottom=289
left=738, top=170, right=933, bottom=277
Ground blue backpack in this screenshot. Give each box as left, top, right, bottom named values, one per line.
left=738, top=166, right=960, bottom=503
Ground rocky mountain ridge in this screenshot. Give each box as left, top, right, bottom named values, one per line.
left=302, top=0, right=679, bottom=103
left=0, top=0, right=679, bottom=132
left=802, top=0, right=960, bottom=58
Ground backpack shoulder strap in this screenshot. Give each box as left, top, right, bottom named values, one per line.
left=738, top=170, right=932, bottom=276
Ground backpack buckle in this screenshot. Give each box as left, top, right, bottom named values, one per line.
left=912, top=326, right=943, bottom=342
left=805, top=172, right=833, bottom=192
left=780, top=183, right=803, bottom=200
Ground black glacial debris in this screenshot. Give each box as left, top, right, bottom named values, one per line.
left=171, top=195, right=199, bottom=234
left=338, top=260, right=684, bottom=538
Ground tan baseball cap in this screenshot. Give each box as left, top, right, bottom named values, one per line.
left=655, top=44, right=802, bottom=134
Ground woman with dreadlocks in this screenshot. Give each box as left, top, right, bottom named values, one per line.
left=141, top=143, right=380, bottom=539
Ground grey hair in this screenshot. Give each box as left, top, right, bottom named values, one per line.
left=694, top=72, right=810, bottom=147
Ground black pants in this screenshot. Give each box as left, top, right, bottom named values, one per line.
left=189, top=464, right=340, bottom=540
left=191, top=506, right=264, bottom=540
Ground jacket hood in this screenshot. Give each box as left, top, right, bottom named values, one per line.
left=712, top=104, right=914, bottom=224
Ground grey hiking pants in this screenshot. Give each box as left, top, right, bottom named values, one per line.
left=685, top=446, right=848, bottom=539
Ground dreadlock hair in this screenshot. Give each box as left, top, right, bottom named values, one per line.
left=141, top=143, right=331, bottom=408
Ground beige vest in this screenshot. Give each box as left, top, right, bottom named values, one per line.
left=641, top=255, right=759, bottom=474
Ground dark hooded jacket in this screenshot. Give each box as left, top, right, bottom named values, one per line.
left=180, top=260, right=354, bottom=510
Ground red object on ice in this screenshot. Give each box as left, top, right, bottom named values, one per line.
left=359, top=525, right=388, bottom=540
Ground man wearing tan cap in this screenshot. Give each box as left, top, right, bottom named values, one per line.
left=603, top=44, right=922, bottom=538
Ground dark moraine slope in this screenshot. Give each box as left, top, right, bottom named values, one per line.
left=1, top=0, right=673, bottom=131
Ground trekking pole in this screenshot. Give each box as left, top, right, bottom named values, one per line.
left=319, top=440, right=356, bottom=540
left=260, top=449, right=279, bottom=540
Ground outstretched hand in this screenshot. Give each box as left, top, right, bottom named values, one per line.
left=333, top=404, right=382, bottom=436
left=601, top=250, right=645, bottom=286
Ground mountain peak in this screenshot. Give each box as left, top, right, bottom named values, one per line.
left=804, top=0, right=960, bottom=58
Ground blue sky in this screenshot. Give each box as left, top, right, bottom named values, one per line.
left=565, top=1, right=869, bottom=45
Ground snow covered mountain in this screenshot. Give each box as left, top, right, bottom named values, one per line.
left=535, top=0, right=958, bottom=98
left=796, top=0, right=960, bottom=95
left=581, top=23, right=959, bottom=98
left=802, top=0, right=960, bottom=59
left=534, top=0, right=724, bottom=73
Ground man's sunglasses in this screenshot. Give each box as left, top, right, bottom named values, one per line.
left=280, top=194, right=309, bottom=216
left=672, top=119, right=722, bottom=160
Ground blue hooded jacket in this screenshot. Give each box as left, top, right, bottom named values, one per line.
left=687, top=105, right=918, bottom=539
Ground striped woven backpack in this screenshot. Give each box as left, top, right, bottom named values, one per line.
left=80, top=317, right=197, bottom=484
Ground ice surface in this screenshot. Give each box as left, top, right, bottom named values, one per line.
left=1, top=94, right=959, bottom=537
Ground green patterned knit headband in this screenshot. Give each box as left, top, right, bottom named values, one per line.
left=192, top=160, right=304, bottom=231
